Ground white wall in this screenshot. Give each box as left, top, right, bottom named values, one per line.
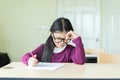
left=0, top=0, right=57, bottom=61
left=1, top=0, right=120, bottom=61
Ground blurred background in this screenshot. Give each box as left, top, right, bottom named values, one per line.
left=0, top=0, right=120, bottom=61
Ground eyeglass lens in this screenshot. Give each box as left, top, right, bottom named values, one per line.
left=53, top=33, right=71, bottom=43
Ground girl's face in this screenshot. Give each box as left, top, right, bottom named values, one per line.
left=52, top=32, right=68, bottom=48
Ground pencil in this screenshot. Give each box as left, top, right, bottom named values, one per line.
left=30, top=52, right=34, bottom=57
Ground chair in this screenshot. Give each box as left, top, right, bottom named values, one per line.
left=98, top=53, right=120, bottom=63
left=85, top=48, right=104, bottom=63
left=85, top=48, right=104, bottom=54
left=0, top=52, right=10, bottom=67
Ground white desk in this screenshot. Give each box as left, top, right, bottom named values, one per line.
left=0, top=62, right=120, bottom=79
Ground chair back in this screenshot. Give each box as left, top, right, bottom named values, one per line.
left=98, top=53, right=120, bottom=63
left=85, top=49, right=104, bottom=54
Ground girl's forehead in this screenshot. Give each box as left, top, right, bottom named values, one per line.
left=54, top=32, right=67, bottom=36
left=54, top=32, right=67, bottom=35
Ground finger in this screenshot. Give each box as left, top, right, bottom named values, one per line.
left=30, top=56, right=38, bottom=62
left=66, top=31, right=72, bottom=40
left=65, top=32, right=70, bottom=39
left=33, top=54, right=37, bottom=58
left=32, top=62, right=38, bottom=66
left=32, top=57, right=38, bottom=62
left=34, top=58, right=38, bottom=62
left=32, top=59, right=38, bottom=66
left=28, top=58, right=38, bottom=67
left=29, top=61, right=37, bottom=67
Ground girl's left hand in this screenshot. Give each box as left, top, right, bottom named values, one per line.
left=65, top=31, right=79, bottom=40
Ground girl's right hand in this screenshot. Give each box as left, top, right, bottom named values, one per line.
left=28, top=54, right=38, bottom=67
left=65, top=31, right=79, bottom=40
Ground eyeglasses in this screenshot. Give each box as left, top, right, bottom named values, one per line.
left=52, top=33, right=71, bottom=43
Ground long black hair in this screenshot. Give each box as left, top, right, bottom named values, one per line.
left=41, top=17, right=74, bottom=62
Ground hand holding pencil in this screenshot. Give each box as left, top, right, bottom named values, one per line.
left=28, top=52, right=38, bottom=67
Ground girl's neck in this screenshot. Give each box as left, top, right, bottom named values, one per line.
left=54, top=45, right=67, bottom=53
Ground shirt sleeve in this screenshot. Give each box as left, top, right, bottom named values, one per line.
left=71, top=37, right=85, bottom=65
left=21, top=44, right=44, bottom=65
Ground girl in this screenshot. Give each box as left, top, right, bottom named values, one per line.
left=22, top=17, right=85, bottom=66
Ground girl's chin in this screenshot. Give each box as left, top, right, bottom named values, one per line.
left=56, top=45, right=65, bottom=48
left=57, top=46, right=63, bottom=48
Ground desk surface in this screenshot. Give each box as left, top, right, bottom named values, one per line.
left=0, top=62, right=120, bottom=79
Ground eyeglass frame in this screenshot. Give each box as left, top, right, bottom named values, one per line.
left=52, top=33, right=71, bottom=43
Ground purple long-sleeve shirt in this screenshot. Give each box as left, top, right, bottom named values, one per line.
left=22, top=37, right=85, bottom=65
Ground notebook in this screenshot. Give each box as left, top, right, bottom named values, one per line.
left=25, top=62, right=66, bottom=71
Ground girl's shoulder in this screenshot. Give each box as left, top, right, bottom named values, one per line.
left=36, top=43, right=45, bottom=50
left=40, top=44, right=44, bottom=47
left=67, top=44, right=75, bottom=49
left=37, top=43, right=43, bottom=47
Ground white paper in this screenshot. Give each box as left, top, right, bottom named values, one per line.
left=25, top=62, right=65, bottom=71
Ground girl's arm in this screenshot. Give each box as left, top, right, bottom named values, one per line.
left=71, top=37, right=85, bottom=65
left=21, top=44, right=44, bottom=65
left=65, top=31, right=85, bottom=64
